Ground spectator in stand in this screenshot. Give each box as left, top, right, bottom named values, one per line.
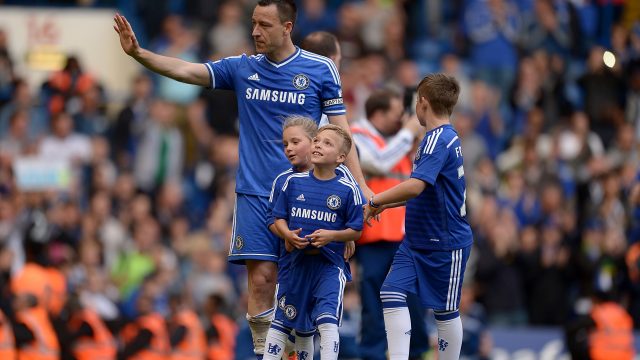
left=150, top=15, right=201, bottom=105
left=39, top=112, right=92, bottom=165
left=520, top=0, right=572, bottom=56
left=110, top=73, right=154, bottom=170
left=0, top=110, right=32, bottom=162
left=72, top=83, right=108, bottom=136
left=475, top=205, right=528, bottom=326
left=294, top=0, right=338, bottom=42
left=578, top=46, right=625, bottom=147
left=133, top=99, right=184, bottom=194
left=0, top=79, right=48, bottom=139
left=207, top=1, right=251, bottom=58
left=464, top=0, right=521, bottom=97
left=0, top=28, right=15, bottom=107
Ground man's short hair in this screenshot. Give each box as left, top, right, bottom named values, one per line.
left=301, top=31, right=338, bottom=58
left=317, top=124, right=352, bottom=156
left=417, top=73, right=460, bottom=117
left=365, top=88, right=401, bottom=119
left=257, top=0, right=297, bottom=27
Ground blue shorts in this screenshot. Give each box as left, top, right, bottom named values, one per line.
left=228, top=193, right=281, bottom=264
left=276, top=254, right=346, bottom=333
left=383, top=242, right=471, bottom=312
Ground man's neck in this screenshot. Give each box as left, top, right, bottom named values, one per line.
left=313, top=165, right=337, bottom=180
left=266, top=41, right=297, bottom=63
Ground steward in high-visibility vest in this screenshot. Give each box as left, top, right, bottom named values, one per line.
left=169, top=308, right=206, bottom=360
left=69, top=307, right=117, bottom=360
left=0, top=308, right=16, bottom=359
left=589, top=301, right=634, bottom=360
left=119, top=295, right=170, bottom=360
left=13, top=294, right=59, bottom=360
left=206, top=313, right=237, bottom=360
left=11, top=263, right=50, bottom=312
left=350, top=125, right=412, bottom=244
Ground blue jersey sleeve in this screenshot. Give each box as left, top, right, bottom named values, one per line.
left=204, top=55, right=243, bottom=90
left=272, top=180, right=290, bottom=220
left=319, top=61, right=346, bottom=116
left=412, top=135, right=447, bottom=185
left=343, top=184, right=364, bottom=232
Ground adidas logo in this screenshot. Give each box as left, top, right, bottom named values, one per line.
left=296, top=194, right=305, bottom=201
left=248, top=73, right=260, bottom=81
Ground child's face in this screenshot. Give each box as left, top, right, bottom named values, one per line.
left=311, top=130, right=345, bottom=166
left=283, top=126, right=313, bottom=169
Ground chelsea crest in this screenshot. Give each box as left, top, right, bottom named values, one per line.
left=326, top=195, right=341, bottom=210
left=293, top=74, right=310, bottom=90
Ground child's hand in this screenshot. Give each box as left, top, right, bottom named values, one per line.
left=363, top=203, right=384, bottom=226
left=306, top=229, right=334, bottom=248
left=344, top=240, right=355, bottom=260
left=284, top=240, right=294, bottom=252
left=285, top=228, right=308, bottom=250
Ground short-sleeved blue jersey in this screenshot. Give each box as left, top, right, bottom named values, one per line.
left=204, top=48, right=346, bottom=196
left=267, top=164, right=357, bottom=227
left=405, top=124, right=473, bottom=251
left=272, top=170, right=363, bottom=267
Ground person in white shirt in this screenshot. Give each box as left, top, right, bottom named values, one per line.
left=39, top=112, right=92, bottom=164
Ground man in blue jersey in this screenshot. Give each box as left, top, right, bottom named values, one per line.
left=113, top=1, right=370, bottom=358
left=268, top=124, right=363, bottom=360
left=364, top=73, right=472, bottom=360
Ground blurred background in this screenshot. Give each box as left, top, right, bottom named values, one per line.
left=0, top=0, right=639, bottom=359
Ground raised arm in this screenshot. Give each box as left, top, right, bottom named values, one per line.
left=113, top=14, right=210, bottom=87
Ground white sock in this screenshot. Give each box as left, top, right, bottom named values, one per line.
left=247, top=308, right=275, bottom=357
left=283, top=331, right=295, bottom=360
left=263, top=327, right=288, bottom=360
left=317, top=323, right=340, bottom=360
left=435, top=314, right=463, bottom=360
left=295, top=332, right=315, bottom=360
left=383, top=307, right=411, bottom=360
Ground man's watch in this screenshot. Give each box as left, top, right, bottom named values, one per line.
left=369, top=197, right=380, bottom=209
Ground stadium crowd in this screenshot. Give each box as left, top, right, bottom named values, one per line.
left=0, top=0, right=639, bottom=358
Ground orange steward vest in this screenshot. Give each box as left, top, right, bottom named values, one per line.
left=589, top=302, right=635, bottom=360
left=44, top=268, right=66, bottom=317
left=207, top=314, right=238, bottom=360
left=70, top=308, right=116, bottom=360
left=0, top=308, right=16, bottom=360
left=12, top=264, right=50, bottom=310
left=171, top=309, right=206, bottom=360
left=16, top=306, right=59, bottom=360
left=121, top=313, right=170, bottom=360
left=351, top=126, right=412, bottom=244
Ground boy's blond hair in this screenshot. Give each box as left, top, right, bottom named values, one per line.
left=283, top=115, right=318, bottom=139
left=317, top=124, right=352, bottom=155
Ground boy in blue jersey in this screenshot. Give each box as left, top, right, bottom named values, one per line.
left=264, top=125, right=363, bottom=360
left=364, top=74, right=473, bottom=360
left=267, top=116, right=356, bottom=359
left=114, top=1, right=371, bottom=358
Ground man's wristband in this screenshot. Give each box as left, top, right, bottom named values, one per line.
left=369, top=197, right=380, bottom=209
